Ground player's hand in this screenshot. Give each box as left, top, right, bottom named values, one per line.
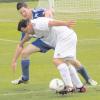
left=66, top=20, right=76, bottom=28
left=11, top=61, right=17, bottom=72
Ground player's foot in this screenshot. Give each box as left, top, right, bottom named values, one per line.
left=57, top=86, right=75, bottom=95
left=87, top=79, right=98, bottom=86
left=76, top=86, right=86, bottom=93
left=11, top=77, right=28, bottom=85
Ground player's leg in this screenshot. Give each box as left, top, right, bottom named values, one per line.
left=53, top=33, right=77, bottom=91
left=65, top=58, right=90, bottom=83
left=68, top=64, right=86, bottom=92
left=21, top=44, right=40, bottom=81
left=53, top=58, right=74, bottom=92
left=20, top=38, right=52, bottom=83
left=11, top=44, right=40, bottom=84
left=65, top=58, right=98, bottom=86
left=68, top=64, right=83, bottom=88
left=75, top=60, right=98, bottom=86
left=11, top=39, right=52, bottom=84
left=59, top=30, right=97, bottom=86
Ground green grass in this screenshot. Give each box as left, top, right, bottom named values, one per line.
left=0, top=1, right=100, bottom=100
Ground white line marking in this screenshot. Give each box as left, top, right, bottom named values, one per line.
left=0, top=38, right=100, bottom=44
left=79, top=38, right=100, bottom=42
left=0, top=89, right=50, bottom=96
left=0, top=85, right=100, bottom=96
left=87, top=84, right=100, bottom=88
left=0, top=38, right=19, bottom=43
left=0, top=19, right=17, bottom=22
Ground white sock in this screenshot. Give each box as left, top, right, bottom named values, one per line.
left=57, top=63, right=73, bottom=88
left=69, top=64, right=83, bottom=88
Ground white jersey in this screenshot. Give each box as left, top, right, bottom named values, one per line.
left=31, top=17, right=77, bottom=58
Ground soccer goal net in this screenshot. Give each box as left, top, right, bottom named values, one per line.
left=37, top=0, right=100, bottom=19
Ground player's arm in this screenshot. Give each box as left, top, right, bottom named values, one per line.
left=11, top=33, right=30, bottom=71
left=48, top=20, right=76, bottom=28
left=44, top=8, right=54, bottom=18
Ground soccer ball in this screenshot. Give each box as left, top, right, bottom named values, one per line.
left=49, top=78, right=65, bottom=92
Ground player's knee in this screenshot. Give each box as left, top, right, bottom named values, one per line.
left=21, top=50, right=29, bottom=58
left=72, top=59, right=81, bottom=67
left=66, top=59, right=81, bottom=67
left=53, top=58, right=63, bottom=66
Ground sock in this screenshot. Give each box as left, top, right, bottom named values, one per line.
left=76, top=65, right=90, bottom=82
left=57, top=63, right=73, bottom=88
left=69, top=65, right=83, bottom=88
left=21, top=59, right=30, bottom=81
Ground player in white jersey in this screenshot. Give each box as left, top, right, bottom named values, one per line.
left=18, top=17, right=77, bottom=61
left=11, top=2, right=76, bottom=85
left=11, top=2, right=97, bottom=86
left=12, top=17, right=88, bottom=93
left=30, top=18, right=77, bottom=58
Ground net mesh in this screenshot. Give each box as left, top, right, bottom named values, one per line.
left=37, top=0, right=100, bottom=19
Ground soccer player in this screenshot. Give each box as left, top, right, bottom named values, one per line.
left=11, top=2, right=75, bottom=85
left=14, top=17, right=87, bottom=93
left=11, top=2, right=97, bottom=86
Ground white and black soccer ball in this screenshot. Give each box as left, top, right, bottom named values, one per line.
left=49, top=78, right=65, bottom=92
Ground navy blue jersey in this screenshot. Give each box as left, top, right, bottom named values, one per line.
left=32, top=8, right=45, bottom=19
left=20, top=8, right=45, bottom=40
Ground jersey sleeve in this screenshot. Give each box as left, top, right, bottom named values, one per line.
left=33, top=17, right=52, bottom=30
left=32, top=8, right=46, bottom=19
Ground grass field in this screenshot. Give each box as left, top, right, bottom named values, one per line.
left=0, top=1, right=100, bottom=100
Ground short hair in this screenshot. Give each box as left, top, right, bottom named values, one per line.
left=18, top=19, right=29, bottom=31
left=16, top=2, right=28, bottom=10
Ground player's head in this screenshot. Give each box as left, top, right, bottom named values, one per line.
left=17, top=2, right=32, bottom=19
left=17, top=2, right=28, bottom=10
left=18, top=19, right=33, bottom=34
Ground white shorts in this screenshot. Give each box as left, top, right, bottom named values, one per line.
left=54, top=31, right=77, bottom=59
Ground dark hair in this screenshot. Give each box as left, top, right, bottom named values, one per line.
left=18, top=19, right=29, bottom=31
left=16, top=2, right=28, bottom=10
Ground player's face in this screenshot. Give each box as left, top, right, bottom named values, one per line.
left=19, top=7, right=31, bottom=19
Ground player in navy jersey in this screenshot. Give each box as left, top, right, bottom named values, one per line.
left=17, top=2, right=53, bottom=40
left=11, top=2, right=97, bottom=86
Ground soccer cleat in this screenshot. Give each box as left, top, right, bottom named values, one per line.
left=57, top=87, right=75, bottom=95
left=87, top=79, right=98, bottom=86
left=11, top=77, right=28, bottom=85
left=76, top=86, right=86, bottom=93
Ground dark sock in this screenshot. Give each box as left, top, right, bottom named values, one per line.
left=77, top=66, right=90, bottom=82
left=21, top=59, right=30, bottom=81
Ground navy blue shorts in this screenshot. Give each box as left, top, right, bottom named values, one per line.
left=32, top=39, right=53, bottom=53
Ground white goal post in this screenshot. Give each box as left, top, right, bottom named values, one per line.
left=37, top=0, right=100, bottom=19
left=48, top=0, right=54, bottom=9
